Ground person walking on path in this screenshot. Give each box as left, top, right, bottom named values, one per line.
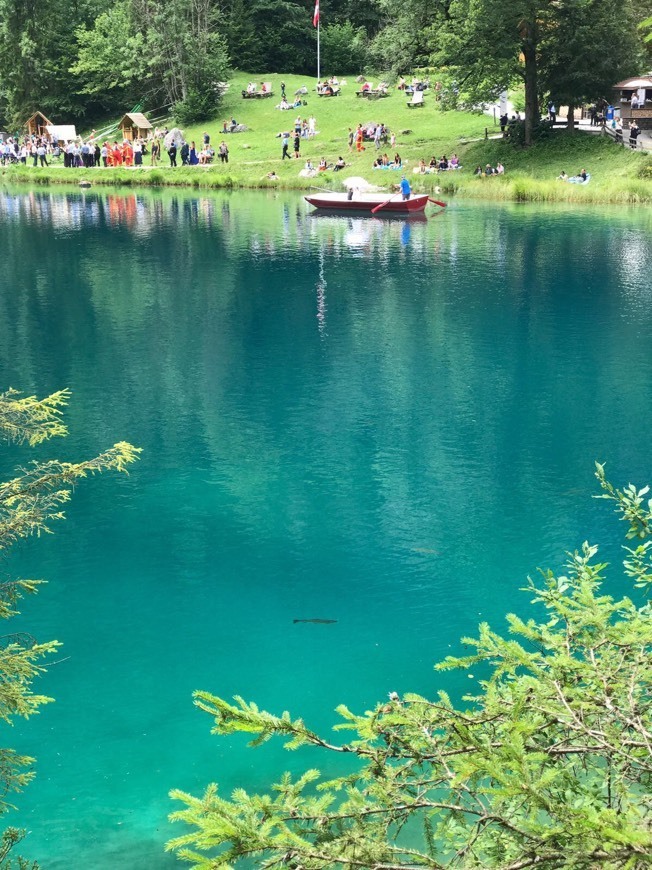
left=281, top=132, right=291, bottom=159
left=218, top=141, right=229, bottom=163
left=347, top=127, right=354, bottom=152
left=168, top=142, right=177, bottom=167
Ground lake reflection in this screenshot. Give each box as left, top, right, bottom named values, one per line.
left=1, top=188, right=651, bottom=868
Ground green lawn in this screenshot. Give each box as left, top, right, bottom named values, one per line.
left=3, top=70, right=651, bottom=203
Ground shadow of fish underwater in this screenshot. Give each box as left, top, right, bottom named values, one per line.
left=293, top=619, right=337, bottom=624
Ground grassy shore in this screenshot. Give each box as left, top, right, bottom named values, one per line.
left=3, top=70, right=651, bottom=203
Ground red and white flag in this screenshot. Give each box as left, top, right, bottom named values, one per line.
left=313, top=0, right=319, bottom=27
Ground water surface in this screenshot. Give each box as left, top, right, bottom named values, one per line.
left=0, top=188, right=650, bottom=867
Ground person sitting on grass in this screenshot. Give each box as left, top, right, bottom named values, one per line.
left=557, top=170, right=568, bottom=181
left=267, top=171, right=279, bottom=180
left=474, top=165, right=483, bottom=176
left=438, top=155, right=449, bottom=171
left=449, top=153, right=460, bottom=169
left=318, top=157, right=328, bottom=172
left=496, top=162, right=505, bottom=175
left=393, top=152, right=402, bottom=167
left=333, top=156, right=346, bottom=171
left=429, top=156, right=437, bottom=170
left=485, top=164, right=494, bottom=175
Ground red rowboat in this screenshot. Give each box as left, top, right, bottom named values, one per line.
left=305, top=192, right=432, bottom=214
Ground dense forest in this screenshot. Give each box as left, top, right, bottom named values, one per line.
left=0, top=0, right=650, bottom=130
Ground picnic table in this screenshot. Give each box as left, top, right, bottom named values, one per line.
left=242, top=82, right=273, bottom=99
left=356, top=86, right=389, bottom=99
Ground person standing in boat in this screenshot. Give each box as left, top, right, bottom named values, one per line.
left=399, top=175, right=411, bottom=201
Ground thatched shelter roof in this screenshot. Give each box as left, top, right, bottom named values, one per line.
left=26, top=110, right=54, bottom=127
left=119, top=112, right=152, bottom=129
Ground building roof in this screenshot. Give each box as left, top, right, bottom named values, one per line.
left=26, top=111, right=54, bottom=126
left=119, top=112, right=152, bottom=129
left=613, top=76, right=652, bottom=89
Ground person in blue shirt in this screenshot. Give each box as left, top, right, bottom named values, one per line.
left=400, top=175, right=411, bottom=200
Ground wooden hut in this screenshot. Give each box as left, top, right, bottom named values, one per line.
left=118, top=112, right=153, bottom=141
left=612, top=76, right=652, bottom=129
left=26, top=111, right=54, bottom=138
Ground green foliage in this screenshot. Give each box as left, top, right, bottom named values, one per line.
left=541, top=0, right=642, bottom=110
left=640, top=15, right=652, bottom=43
left=435, top=0, right=645, bottom=146
left=168, top=465, right=652, bottom=868
left=70, top=2, right=145, bottom=110
left=0, top=0, right=101, bottom=126
left=69, top=0, right=229, bottom=124
left=320, top=23, right=368, bottom=75
left=0, top=389, right=139, bottom=865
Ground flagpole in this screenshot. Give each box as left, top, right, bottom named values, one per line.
left=314, top=0, right=320, bottom=81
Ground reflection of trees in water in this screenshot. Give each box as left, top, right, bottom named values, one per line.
left=0, top=190, right=229, bottom=235
left=1, top=194, right=652, bottom=574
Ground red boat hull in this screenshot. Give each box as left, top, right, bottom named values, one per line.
left=305, top=193, right=431, bottom=214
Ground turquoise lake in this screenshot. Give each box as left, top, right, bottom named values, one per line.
left=0, top=188, right=651, bottom=867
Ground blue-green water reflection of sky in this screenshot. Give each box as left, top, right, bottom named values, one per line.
left=0, top=189, right=651, bottom=867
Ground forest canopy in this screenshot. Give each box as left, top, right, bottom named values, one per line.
left=0, top=0, right=648, bottom=129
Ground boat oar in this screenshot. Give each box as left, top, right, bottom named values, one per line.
left=428, top=198, right=447, bottom=207
left=371, top=193, right=401, bottom=214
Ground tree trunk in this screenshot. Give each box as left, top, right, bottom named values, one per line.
left=521, top=20, right=538, bottom=147
left=567, top=100, right=575, bottom=132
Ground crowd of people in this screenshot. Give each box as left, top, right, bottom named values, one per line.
left=415, top=154, right=461, bottom=173
left=347, top=122, right=393, bottom=152
left=473, top=162, right=505, bottom=176
left=298, top=155, right=349, bottom=177
left=0, top=126, right=234, bottom=169
left=557, top=168, right=589, bottom=183
left=372, top=153, right=404, bottom=169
